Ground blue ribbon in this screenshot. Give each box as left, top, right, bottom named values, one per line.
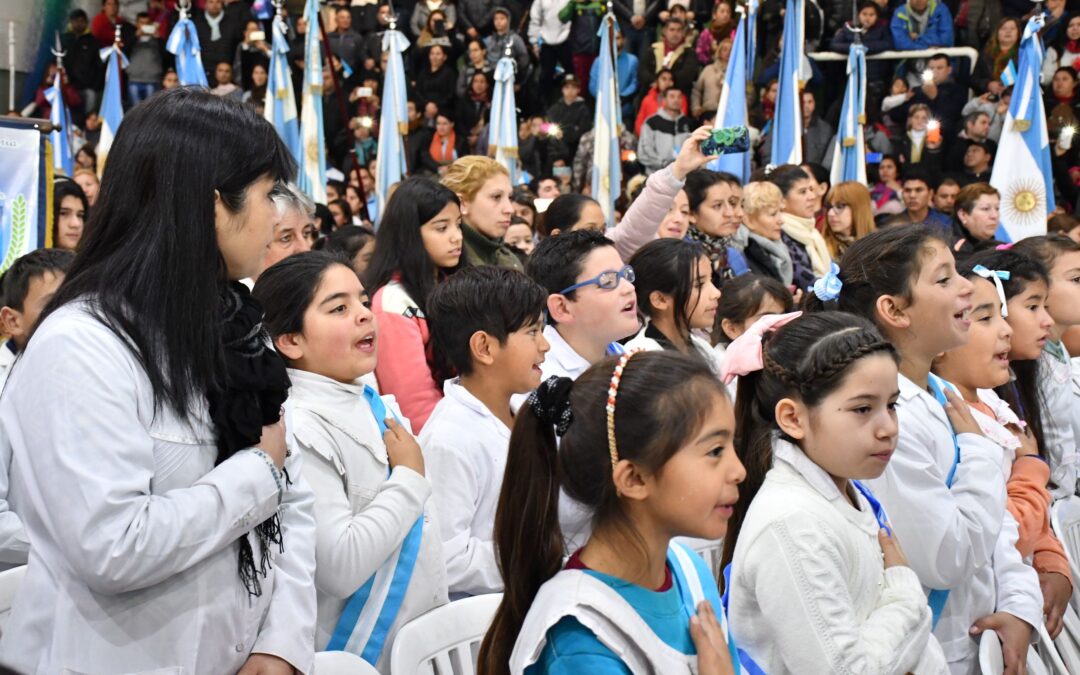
left=809, top=263, right=843, bottom=302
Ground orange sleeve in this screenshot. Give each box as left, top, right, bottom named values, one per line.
left=1005, top=456, right=1052, bottom=559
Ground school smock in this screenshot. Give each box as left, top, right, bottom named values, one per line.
left=865, top=374, right=1042, bottom=671
left=372, top=280, right=442, bottom=432
left=729, top=438, right=947, bottom=674
left=623, top=323, right=723, bottom=375
left=287, top=368, right=448, bottom=674
left=421, top=377, right=510, bottom=598
left=968, top=388, right=1073, bottom=583
left=0, top=303, right=318, bottom=674
left=0, top=339, right=28, bottom=573
left=1039, top=343, right=1079, bottom=498
left=511, top=542, right=731, bottom=674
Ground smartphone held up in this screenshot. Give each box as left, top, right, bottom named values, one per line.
left=700, top=126, right=751, bottom=156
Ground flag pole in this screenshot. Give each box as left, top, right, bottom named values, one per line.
left=315, top=0, right=370, bottom=219
left=7, top=21, right=14, bottom=113
left=51, top=31, right=72, bottom=174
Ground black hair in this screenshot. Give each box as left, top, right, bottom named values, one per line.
left=960, top=249, right=1051, bottom=459
left=801, top=162, right=829, bottom=187
left=684, top=169, right=728, bottom=213
left=714, top=274, right=795, bottom=344
left=764, top=164, right=811, bottom=198
left=479, top=351, right=731, bottom=675
left=540, top=193, right=597, bottom=237
left=326, top=178, right=346, bottom=198
left=328, top=198, right=353, bottom=224
left=53, top=179, right=89, bottom=246
left=314, top=202, right=335, bottom=235
left=253, top=250, right=352, bottom=340
left=722, top=312, right=898, bottom=573
left=37, top=87, right=295, bottom=416
left=0, top=248, right=75, bottom=311
left=628, top=238, right=708, bottom=341
left=899, top=165, right=938, bottom=190
left=1010, top=234, right=1080, bottom=274
left=807, top=225, right=949, bottom=333
left=318, top=224, right=376, bottom=262
left=427, top=266, right=548, bottom=376
left=364, top=176, right=464, bottom=316
left=526, top=228, right=614, bottom=301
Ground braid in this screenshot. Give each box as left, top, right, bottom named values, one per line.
left=802, top=338, right=894, bottom=388
left=763, top=328, right=895, bottom=397
left=762, top=351, right=800, bottom=390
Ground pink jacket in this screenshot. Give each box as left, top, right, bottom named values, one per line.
left=609, top=165, right=685, bottom=262
left=372, top=281, right=442, bottom=432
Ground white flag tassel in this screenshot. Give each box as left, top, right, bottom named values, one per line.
left=489, top=54, right=519, bottom=185
left=990, top=13, right=1054, bottom=242
left=829, top=42, right=867, bottom=186
left=166, top=6, right=209, bottom=87
left=298, top=0, right=327, bottom=204
left=590, top=12, right=621, bottom=229
left=376, top=27, right=410, bottom=213
left=770, top=0, right=804, bottom=166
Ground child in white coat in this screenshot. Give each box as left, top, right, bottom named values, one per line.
left=478, top=350, right=747, bottom=675
left=813, top=226, right=1043, bottom=674
left=254, top=251, right=448, bottom=673
left=723, top=311, right=946, bottom=674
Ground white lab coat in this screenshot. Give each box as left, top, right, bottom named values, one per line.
left=1040, top=346, right=1079, bottom=498
left=623, top=324, right=723, bottom=374
left=730, top=438, right=947, bottom=674
left=865, top=375, right=1042, bottom=672
left=287, top=368, right=447, bottom=673
left=0, top=341, right=28, bottom=572
left=0, top=303, right=318, bottom=674
left=421, top=378, right=510, bottom=597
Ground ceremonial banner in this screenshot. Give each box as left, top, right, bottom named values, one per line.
left=0, top=122, right=50, bottom=273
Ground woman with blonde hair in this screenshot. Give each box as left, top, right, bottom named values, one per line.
left=822, top=181, right=876, bottom=259
left=739, top=181, right=793, bottom=285
left=441, top=155, right=522, bottom=270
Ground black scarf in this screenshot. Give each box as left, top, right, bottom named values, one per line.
left=686, top=226, right=735, bottom=283
left=206, top=281, right=292, bottom=597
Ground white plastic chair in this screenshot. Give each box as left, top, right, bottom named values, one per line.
left=314, top=651, right=381, bottom=675
left=980, top=630, right=1054, bottom=675
left=1053, top=606, right=1080, bottom=671
left=390, top=593, right=502, bottom=675
left=1035, top=623, right=1069, bottom=675
left=0, top=565, right=25, bottom=637
left=1050, top=496, right=1080, bottom=614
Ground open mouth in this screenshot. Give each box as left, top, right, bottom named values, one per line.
left=621, top=300, right=636, bottom=314
left=355, top=333, right=376, bottom=352
left=953, top=306, right=971, bottom=328
left=993, top=351, right=1010, bottom=364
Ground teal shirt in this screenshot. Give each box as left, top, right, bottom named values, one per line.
left=526, top=566, right=696, bottom=674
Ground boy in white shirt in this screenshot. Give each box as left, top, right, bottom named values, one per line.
left=422, top=267, right=550, bottom=598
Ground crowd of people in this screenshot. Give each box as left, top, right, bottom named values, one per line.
left=3, top=0, right=1080, bottom=674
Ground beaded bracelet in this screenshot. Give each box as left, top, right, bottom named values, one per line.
left=249, top=448, right=284, bottom=504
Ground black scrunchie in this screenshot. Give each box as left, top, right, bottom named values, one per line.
left=528, top=376, right=574, bottom=436
left=206, top=281, right=292, bottom=597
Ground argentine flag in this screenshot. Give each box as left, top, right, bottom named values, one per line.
left=990, top=14, right=1054, bottom=242
left=298, top=0, right=327, bottom=204
left=97, top=41, right=128, bottom=176
left=709, top=4, right=750, bottom=181
left=376, top=27, right=410, bottom=215
left=45, top=69, right=74, bottom=177
left=829, top=42, right=867, bottom=185
left=265, top=12, right=300, bottom=165
left=770, top=0, right=807, bottom=167
left=591, top=14, right=621, bottom=229
left=165, top=8, right=209, bottom=87
left=489, top=51, right=520, bottom=185
left=745, top=0, right=758, bottom=83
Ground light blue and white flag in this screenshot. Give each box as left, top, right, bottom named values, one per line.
left=746, top=0, right=758, bottom=83
left=489, top=50, right=519, bottom=185
left=709, top=4, right=750, bottom=181
left=165, top=8, right=209, bottom=87
left=265, top=12, right=300, bottom=165
left=298, top=0, right=327, bottom=204
left=0, top=121, right=50, bottom=269
left=829, top=42, right=867, bottom=185
left=45, top=69, right=74, bottom=177
left=770, top=0, right=806, bottom=166
left=591, top=13, right=621, bottom=229
left=97, top=39, right=128, bottom=176
left=990, top=14, right=1054, bottom=242
left=376, top=27, right=410, bottom=215
left=1000, top=60, right=1017, bottom=89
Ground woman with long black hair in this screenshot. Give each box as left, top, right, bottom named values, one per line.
left=0, top=88, right=317, bottom=674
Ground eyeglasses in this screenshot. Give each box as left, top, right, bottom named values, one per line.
left=827, top=203, right=849, bottom=212
left=559, top=265, right=635, bottom=295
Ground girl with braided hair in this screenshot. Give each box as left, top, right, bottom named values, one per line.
left=809, top=225, right=1042, bottom=674
left=478, top=350, right=746, bottom=675
left=720, top=310, right=946, bottom=673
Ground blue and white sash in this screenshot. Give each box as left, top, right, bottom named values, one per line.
left=667, top=544, right=748, bottom=675
left=924, top=373, right=963, bottom=629
left=324, top=386, right=425, bottom=664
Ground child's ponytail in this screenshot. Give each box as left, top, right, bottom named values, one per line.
left=478, top=377, right=570, bottom=675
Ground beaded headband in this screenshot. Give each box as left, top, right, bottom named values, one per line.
left=606, top=350, right=641, bottom=470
